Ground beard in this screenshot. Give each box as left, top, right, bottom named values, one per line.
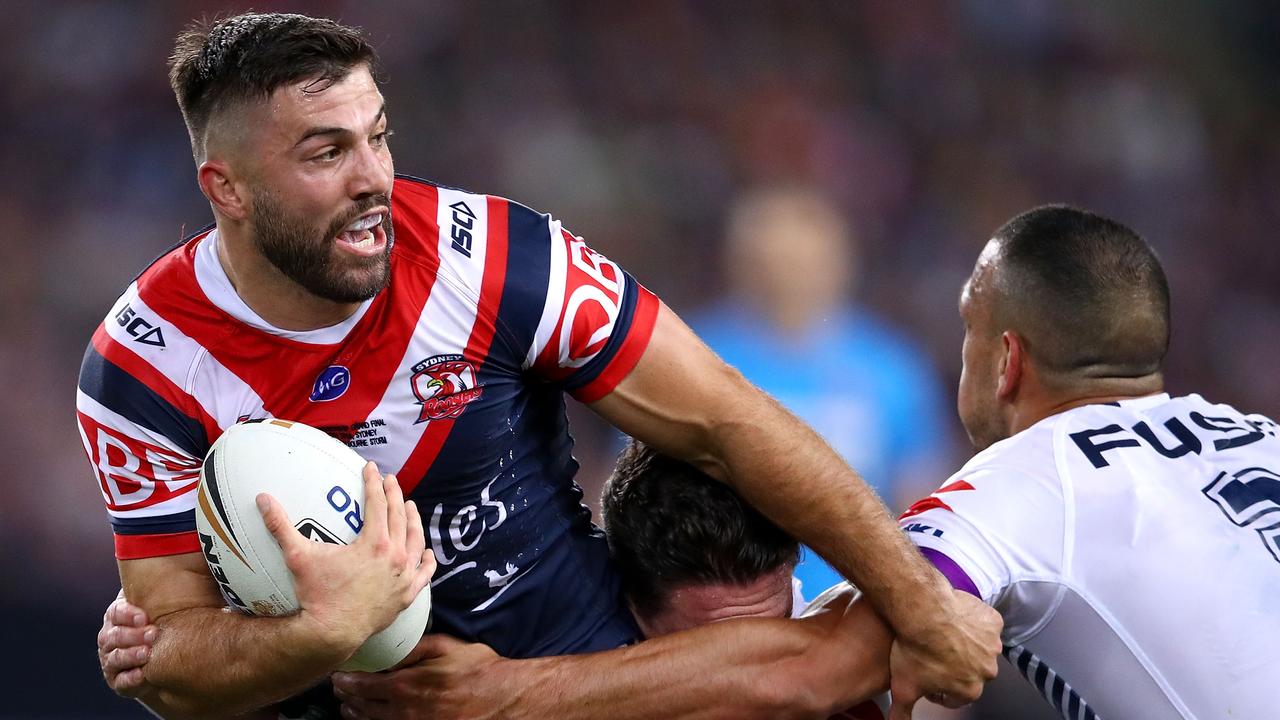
left=249, top=189, right=395, bottom=303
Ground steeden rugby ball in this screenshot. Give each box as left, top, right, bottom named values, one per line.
left=194, top=419, right=431, bottom=672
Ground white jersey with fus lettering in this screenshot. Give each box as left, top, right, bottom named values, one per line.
left=901, top=393, right=1280, bottom=720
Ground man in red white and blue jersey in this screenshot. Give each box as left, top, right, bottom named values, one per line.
left=80, top=174, right=660, bottom=658
left=79, top=12, right=1000, bottom=719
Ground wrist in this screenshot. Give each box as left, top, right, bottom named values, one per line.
left=885, top=571, right=958, bottom=642
left=292, top=610, right=362, bottom=665
left=488, top=656, right=553, bottom=719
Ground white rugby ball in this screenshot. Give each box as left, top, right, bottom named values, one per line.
left=195, top=419, right=431, bottom=672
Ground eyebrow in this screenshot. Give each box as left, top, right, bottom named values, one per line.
left=293, top=103, right=387, bottom=148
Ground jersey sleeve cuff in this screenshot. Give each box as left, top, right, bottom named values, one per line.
left=115, top=530, right=201, bottom=560
left=570, top=284, right=659, bottom=404
left=918, top=546, right=981, bottom=598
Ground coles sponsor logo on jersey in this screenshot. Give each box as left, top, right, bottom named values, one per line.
left=411, top=354, right=483, bottom=423
left=310, top=365, right=351, bottom=402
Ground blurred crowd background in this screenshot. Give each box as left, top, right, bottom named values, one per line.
left=4, top=1, right=1278, bottom=717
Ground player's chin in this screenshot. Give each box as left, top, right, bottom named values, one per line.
left=348, top=263, right=391, bottom=300
left=322, top=256, right=391, bottom=302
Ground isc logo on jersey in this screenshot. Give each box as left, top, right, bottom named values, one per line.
left=194, top=419, right=431, bottom=671
left=114, top=303, right=166, bottom=347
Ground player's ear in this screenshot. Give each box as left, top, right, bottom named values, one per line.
left=198, top=159, right=249, bottom=221
left=997, top=330, right=1024, bottom=401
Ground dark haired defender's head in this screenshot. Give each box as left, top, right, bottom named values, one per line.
left=602, top=441, right=800, bottom=637
left=957, top=204, right=1170, bottom=450
left=170, top=13, right=395, bottom=308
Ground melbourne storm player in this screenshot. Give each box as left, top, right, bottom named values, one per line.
left=902, top=206, right=1280, bottom=718
left=77, top=12, right=998, bottom=719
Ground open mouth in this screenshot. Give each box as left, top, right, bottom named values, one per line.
left=336, top=211, right=387, bottom=256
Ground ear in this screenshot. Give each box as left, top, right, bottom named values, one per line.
left=625, top=598, right=656, bottom=639
left=197, top=160, right=249, bottom=222
left=997, top=330, right=1025, bottom=401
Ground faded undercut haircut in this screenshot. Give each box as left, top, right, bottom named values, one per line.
left=602, top=441, right=800, bottom=618
left=990, top=205, right=1171, bottom=386
left=168, top=12, right=379, bottom=161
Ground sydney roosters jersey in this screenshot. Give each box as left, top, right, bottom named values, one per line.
left=76, top=175, right=659, bottom=657
left=901, top=394, right=1280, bottom=720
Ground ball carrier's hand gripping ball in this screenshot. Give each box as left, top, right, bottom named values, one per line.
left=195, top=419, right=432, bottom=671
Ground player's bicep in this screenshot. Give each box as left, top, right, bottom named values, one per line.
left=119, top=552, right=225, bottom=622
left=588, top=302, right=762, bottom=479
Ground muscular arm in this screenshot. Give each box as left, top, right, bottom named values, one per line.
left=591, top=304, right=970, bottom=651
left=503, top=600, right=890, bottom=720
left=120, top=553, right=352, bottom=719
left=335, top=589, right=893, bottom=720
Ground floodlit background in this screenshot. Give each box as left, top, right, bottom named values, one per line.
left=4, top=1, right=1278, bottom=717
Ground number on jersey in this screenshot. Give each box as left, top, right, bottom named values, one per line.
left=1203, top=466, right=1280, bottom=564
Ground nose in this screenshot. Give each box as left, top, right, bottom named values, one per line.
left=348, top=140, right=392, bottom=201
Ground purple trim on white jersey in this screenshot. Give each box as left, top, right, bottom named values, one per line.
left=919, top=546, right=980, bottom=598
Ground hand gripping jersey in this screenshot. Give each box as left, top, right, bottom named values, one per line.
left=901, top=393, right=1280, bottom=720
left=75, top=175, right=659, bottom=657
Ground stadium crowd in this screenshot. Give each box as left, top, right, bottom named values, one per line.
left=5, top=1, right=1279, bottom=717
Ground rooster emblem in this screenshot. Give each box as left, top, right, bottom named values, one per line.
left=410, top=354, right=484, bottom=423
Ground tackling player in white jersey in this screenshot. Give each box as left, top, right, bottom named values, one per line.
left=897, top=204, right=1280, bottom=719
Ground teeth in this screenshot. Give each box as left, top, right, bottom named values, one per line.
left=346, top=213, right=382, bottom=232
left=349, top=230, right=374, bottom=249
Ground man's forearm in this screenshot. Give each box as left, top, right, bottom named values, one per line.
left=486, top=607, right=889, bottom=720
left=709, top=388, right=953, bottom=636
left=136, top=697, right=276, bottom=720
left=139, top=606, right=353, bottom=720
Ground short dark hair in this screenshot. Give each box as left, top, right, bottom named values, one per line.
left=990, top=205, right=1171, bottom=384
left=601, top=441, right=800, bottom=618
left=168, top=12, right=378, bottom=160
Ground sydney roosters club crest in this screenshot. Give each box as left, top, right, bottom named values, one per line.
left=410, top=354, right=483, bottom=423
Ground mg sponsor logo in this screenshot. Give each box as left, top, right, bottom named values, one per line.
left=310, top=365, right=351, bottom=402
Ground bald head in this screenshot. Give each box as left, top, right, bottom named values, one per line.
left=982, top=205, right=1170, bottom=390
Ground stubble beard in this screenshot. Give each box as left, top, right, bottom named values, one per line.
left=249, top=188, right=395, bottom=303
left=962, top=395, right=1009, bottom=452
